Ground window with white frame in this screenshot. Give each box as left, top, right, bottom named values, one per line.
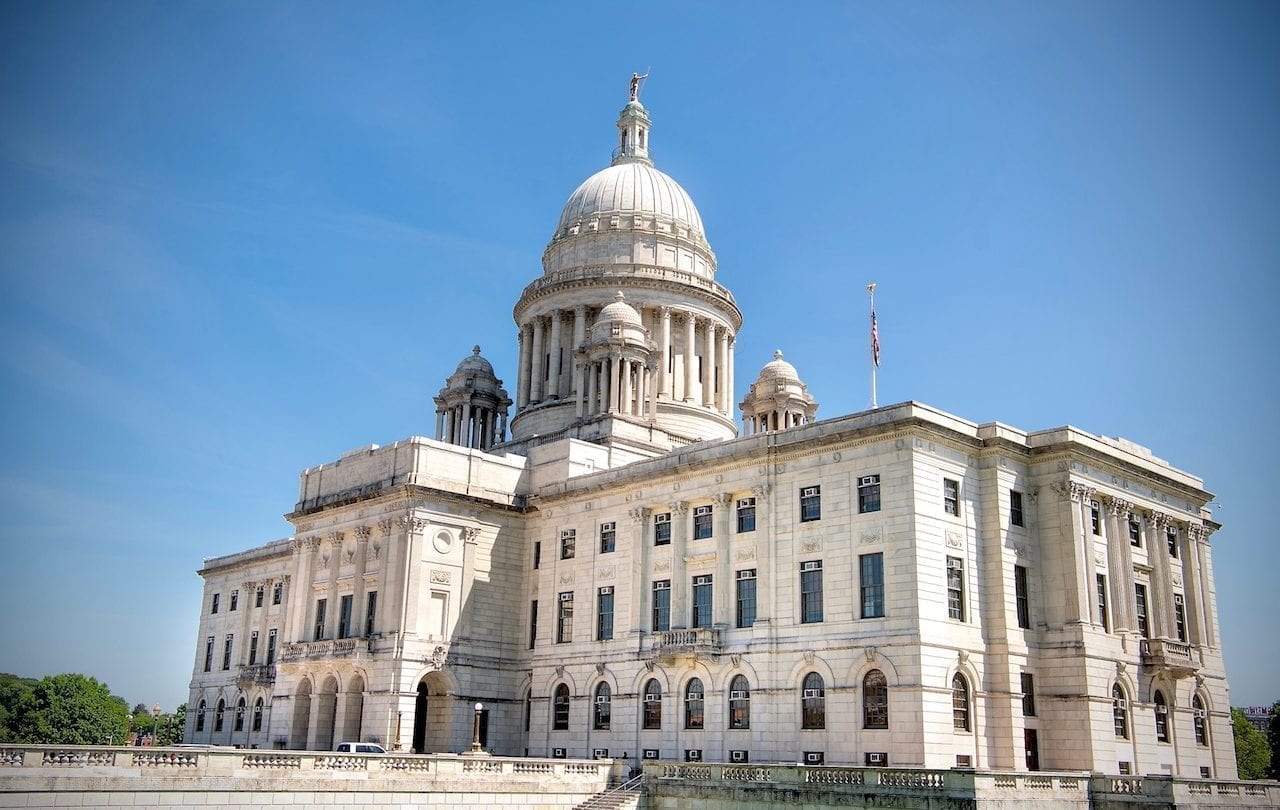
left=1154, top=691, right=1170, bottom=742
left=863, top=669, right=888, bottom=729
left=684, top=679, right=704, bottom=729
left=799, top=486, right=821, bottom=522
left=801, top=672, right=825, bottom=729
left=858, top=475, right=881, bottom=514
left=596, top=587, right=614, bottom=641
left=736, top=497, right=756, bottom=533
left=944, top=479, right=960, bottom=516
left=652, top=579, right=671, bottom=631
left=643, top=679, right=662, bottom=729
left=1174, top=593, right=1187, bottom=642
left=728, top=675, right=750, bottom=729
left=556, top=592, right=573, bottom=643
left=1112, top=684, right=1129, bottom=739
left=800, top=561, right=823, bottom=623
left=946, top=557, right=965, bottom=621
left=560, top=529, right=576, bottom=560
left=693, top=505, right=713, bottom=540
left=736, top=569, right=757, bottom=628
left=692, top=575, right=713, bottom=629
left=599, top=522, right=616, bottom=554
left=654, top=513, right=671, bottom=545
left=860, top=553, right=884, bottom=619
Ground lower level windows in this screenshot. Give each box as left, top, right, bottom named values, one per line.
left=801, top=672, right=825, bottom=729
left=951, top=674, right=971, bottom=731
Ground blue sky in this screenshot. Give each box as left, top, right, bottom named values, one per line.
left=1, top=2, right=1276, bottom=711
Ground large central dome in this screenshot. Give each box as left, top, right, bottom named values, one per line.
left=554, top=161, right=706, bottom=243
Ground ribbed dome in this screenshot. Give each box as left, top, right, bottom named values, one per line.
left=555, top=162, right=705, bottom=238
left=454, top=345, right=495, bottom=375
left=595, top=292, right=643, bottom=326
left=756, top=350, right=801, bottom=383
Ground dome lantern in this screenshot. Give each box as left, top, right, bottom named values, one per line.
left=740, top=350, right=818, bottom=435
left=434, top=346, right=511, bottom=450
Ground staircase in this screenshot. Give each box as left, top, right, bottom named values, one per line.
left=574, top=774, right=643, bottom=810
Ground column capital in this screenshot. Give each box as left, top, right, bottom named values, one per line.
left=668, top=500, right=689, bottom=516
left=711, top=493, right=733, bottom=508
left=628, top=506, right=651, bottom=524
left=1050, top=479, right=1095, bottom=503
left=1105, top=496, right=1133, bottom=516
left=751, top=483, right=771, bottom=501
left=1145, top=510, right=1169, bottom=529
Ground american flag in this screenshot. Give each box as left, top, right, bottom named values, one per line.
left=871, top=309, right=880, bottom=368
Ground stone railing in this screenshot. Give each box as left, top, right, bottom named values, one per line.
left=649, top=627, right=722, bottom=660
left=1140, top=638, right=1200, bottom=677
left=236, top=664, right=276, bottom=688
left=279, top=637, right=370, bottom=663
left=0, top=744, right=613, bottom=789
left=1090, top=773, right=1279, bottom=806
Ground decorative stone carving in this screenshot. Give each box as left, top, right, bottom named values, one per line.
left=595, top=663, right=605, bottom=675
left=628, top=507, right=651, bottom=524
left=957, top=650, right=969, bottom=665
left=343, top=545, right=356, bottom=564
left=1012, top=543, right=1027, bottom=558
left=352, top=526, right=373, bottom=541
left=462, top=527, right=481, bottom=544
left=653, top=560, right=672, bottom=574
left=803, top=650, right=815, bottom=664
left=946, top=531, right=964, bottom=549
left=400, top=515, right=428, bottom=534
left=430, top=569, right=452, bottom=585
left=1116, top=661, right=1127, bottom=676
left=1095, top=552, right=1106, bottom=566
left=327, top=531, right=345, bottom=546
left=751, top=484, right=771, bottom=501
left=559, top=572, right=575, bottom=585
left=430, top=646, right=446, bottom=670
left=735, top=546, right=756, bottom=562
left=669, top=500, right=689, bottom=515
left=860, top=531, right=882, bottom=545
left=378, top=519, right=393, bottom=537
left=1051, top=480, right=1095, bottom=503
left=711, top=493, right=732, bottom=508
left=597, top=565, right=616, bottom=580
left=1172, top=573, right=1182, bottom=587
left=1107, top=497, right=1132, bottom=516
left=555, top=665, right=565, bottom=679
left=864, top=646, right=877, bottom=663
left=367, top=541, right=381, bottom=562
left=802, top=538, right=822, bottom=553
left=730, top=653, right=742, bottom=667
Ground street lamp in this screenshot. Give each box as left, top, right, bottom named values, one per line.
left=152, top=705, right=162, bottom=747
left=469, top=702, right=484, bottom=754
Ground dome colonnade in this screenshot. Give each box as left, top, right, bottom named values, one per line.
left=508, top=94, right=741, bottom=449
left=433, top=346, right=511, bottom=451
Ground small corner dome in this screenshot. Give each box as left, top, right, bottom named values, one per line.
left=454, top=345, right=495, bottom=376
left=595, top=292, right=643, bottom=326
left=755, top=350, right=802, bottom=384
left=554, top=162, right=705, bottom=239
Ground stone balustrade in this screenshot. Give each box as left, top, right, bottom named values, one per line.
left=650, top=627, right=722, bottom=661
left=1140, top=638, right=1201, bottom=677
left=279, top=637, right=370, bottom=663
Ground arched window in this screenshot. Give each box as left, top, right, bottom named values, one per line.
left=1154, top=691, right=1169, bottom=742
left=1193, top=694, right=1207, bottom=746
left=234, top=696, right=246, bottom=732
left=642, top=679, right=662, bottom=730
left=951, top=674, right=970, bottom=731
left=593, top=683, right=611, bottom=730
left=728, top=675, right=750, bottom=729
left=863, top=669, right=888, bottom=729
left=195, top=700, right=206, bottom=732
left=252, top=698, right=264, bottom=732
left=214, top=698, right=226, bottom=733
left=684, top=679, right=705, bottom=729
left=1112, top=684, right=1129, bottom=739
left=553, top=684, right=570, bottom=730
left=801, top=672, right=825, bottom=729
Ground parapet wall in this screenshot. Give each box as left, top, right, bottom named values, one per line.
left=0, top=746, right=615, bottom=810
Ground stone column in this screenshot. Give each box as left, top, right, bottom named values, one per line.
left=1195, top=530, right=1217, bottom=647
left=659, top=307, right=672, bottom=398
left=435, top=411, right=444, bottom=442
left=701, top=321, right=715, bottom=408
left=516, top=325, right=532, bottom=410
left=717, top=329, right=730, bottom=413
left=727, top=335, right=736, bottom=421
left=669, top=501, right=690, bottom=626
left=461, top=401, right=473, bottom=448
left=1147, top=512, right=1174, bottom=638
left=497, top=410, right=507, bottom=442
left=1077, top=490, right=1099, bottom=627
left=620, top=358, right=633, bottom=415
left=683, top=313, right=696, bottom=402
left=530, top=317, right=545, bottom=404
left=628, top=508, right=651, bottom=634
left=1184, top=526, right=1209, bottom=645
left=713, top=494, right=733, bottom=624
left=575, top=359, right=586, bottom=419
left=548, top=310, right=563, bottom=400
left=610, top=354, right=623, bottom=412
left=352, top=527, right=369, bottom=640
left=1105, top=498, right=1134, bottom=632
left=573, top=305, right=587, bottom=399
left=587, top=360, right=599, bottom=416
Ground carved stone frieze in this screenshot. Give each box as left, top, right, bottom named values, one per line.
left=801, top=538, right=822, bottom=553
left=653, top=560, right=672, bottom=574
left=597, top=565, right=616, bottom=580
left=735, top=546, right=756, bottom=562
left=945, top=531, right=964, bottom=549
left=430, top=569, right=452, bottom=585
left=558, top=572, right=575, bottom=586
left=860, top=531, right=882, bottom=545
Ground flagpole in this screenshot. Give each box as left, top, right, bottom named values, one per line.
left=868, top=282, right=878, bottom=409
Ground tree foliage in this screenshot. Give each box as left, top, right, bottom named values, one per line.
left=1232, top=707, right=1271, bottom=780
left=1267, top=701, right=1280, bottom=779
left=9, top=674, right=129, bottom=746
left=0, top=674, right=38, bottom=743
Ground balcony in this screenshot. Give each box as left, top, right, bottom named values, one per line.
left=649, top=628, right=723, bottom=662
left=279, top=637, right=370, bottom=663
left=236, top=664, right=276, bottom=688
left=1140, top=638, right=1200, bottom=678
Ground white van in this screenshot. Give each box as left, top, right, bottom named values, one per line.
left=334, top=742, right=387, bottom=754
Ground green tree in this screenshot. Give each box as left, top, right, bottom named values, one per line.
left=1232, top=707, right=1271, bottom=779
left=0, top=674, right=38, bottom=742
left=10, top=674, right=128, bottom=746
left=1267, top=701, right=1280, bottom=779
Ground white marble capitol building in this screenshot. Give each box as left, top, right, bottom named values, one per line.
left=185, top=87, right=1237, bottom=779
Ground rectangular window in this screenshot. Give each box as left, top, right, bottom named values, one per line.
left=255, top=586, right=264, bottom=608
left=222, top=634, right=233, bottom=671
left=1090, top=501, right=1101, bottom=535
left=365, top=592, right=377, bottom=636
left=533, top=541, right=541, bottom=569
left=800, top=486, right=821, bottom=522
left=860, top=553, right=884, bottom=619
left=947, top=557, right=965, bottom=621
left=735, top=569, right=757, bottom=628
left=1174, top=593, right=1187, bottom=642
left=693, top=505, right=713, bottom=540
left=1015, top=565, right=1031, bottom=629
left=1129, top=513, right=1142, bottom=546
left=249, top=631, right=259, bottom=665
left=736, top=498, right=756, bottom=533
left=1096, top=574, right=1109, bottom=631
left=599, top=522, right=616, bottom=554
left=266, top=629, right=277, bottom=666
left=272, top=582, right=283, bottom=605
left=1135, top=584, right=1149, bottom=638
left=597, top=587, right=614, bottom=640
left=211, top=593, right=220, bottom=615
left=337, top=594, right=353, bottom=639
left=204, top=636, right=214, bottom=673
left=314, top=598, right=327, bottom=641
left=528, top=600, right=538, bottom=649
left=230, top=590, right=239, bottom=612
left=944, top=479, right=960, bottom=516
left=1021, top=673, right=1036, bottom=717
left=556, top=592, right=574, bottom=644
left=858, top=475, right=881, bottom=514
left=654, top=513, right=671, bottom=545
left=800, top=561, right=824, bottom=623
left=1010, top=491, right=1024, bottom=527
left=691, top=575, right=713, bottom=629
left=652, top=580, right=671, bottom=631
left=1167, top=527, right=1178, bottom=558
left=560, top=529, right=576, bottom=560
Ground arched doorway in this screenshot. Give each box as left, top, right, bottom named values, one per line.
left=289, top=678, right=312, bottom=750
left=315, top=675, right=339, bottom=751
left=411, top=673, right=453, bottom=753
left=342, top=674, right=365, bottom=743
